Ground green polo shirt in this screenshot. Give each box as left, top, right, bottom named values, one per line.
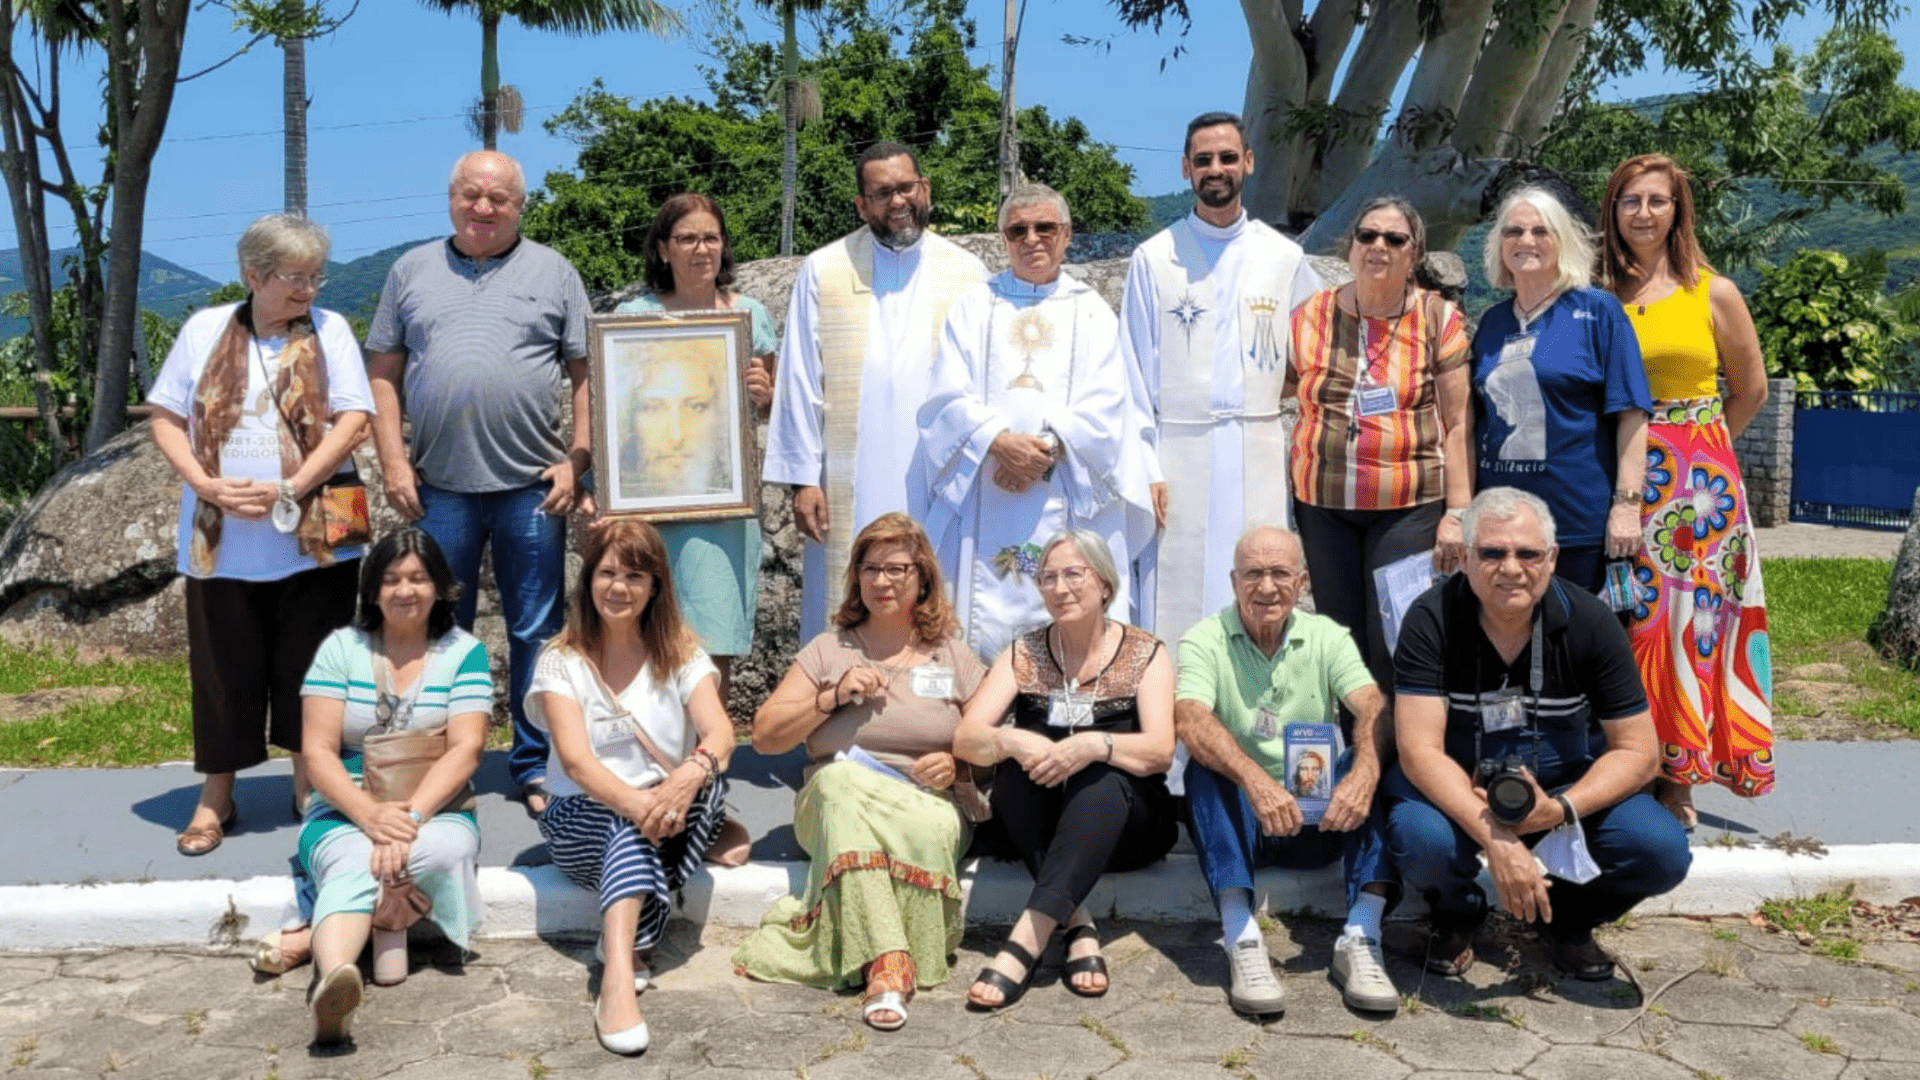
left=1175, top=604, right=1374, bottom=776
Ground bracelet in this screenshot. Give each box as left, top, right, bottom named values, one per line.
left=1102, top=731, right=1115, bottom=762
left=816, top=687, right=836, bottom=715
left=1554, top=793, right=1577, bottom=827
left=1611, top=488, right=1640, bottom=506
left=694, top=747, right=722, bottom=777
left=1445, top=507, right=1466, bottom=522
left=407, top=808, right=423, bottom=825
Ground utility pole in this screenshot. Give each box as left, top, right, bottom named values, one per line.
left=997, top=0, right=1019, bottom=197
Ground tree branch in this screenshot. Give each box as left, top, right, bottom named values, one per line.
left=1508, top=0, right=1598, bottom=153
left=1451, top=0, right=1573, bottom=158
left=178, top=32, right=271, bottom=81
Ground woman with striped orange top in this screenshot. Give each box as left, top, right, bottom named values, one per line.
left=1287, top=197, right=1473, bottom=687
left=1601, top=154, right=1774, bottom=826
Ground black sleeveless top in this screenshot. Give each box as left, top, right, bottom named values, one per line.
left=1008, top=622, right=1164, bottom=741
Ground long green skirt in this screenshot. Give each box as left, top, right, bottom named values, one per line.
left=731, top=760, right=969, bottom=990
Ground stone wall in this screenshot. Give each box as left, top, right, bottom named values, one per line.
left=1733, top=378, right=1797, bottom=527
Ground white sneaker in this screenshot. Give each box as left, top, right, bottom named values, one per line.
left=1226, top=938, right=1285, bottom=1016
left=1331, top=933, right=1400, bottom=1014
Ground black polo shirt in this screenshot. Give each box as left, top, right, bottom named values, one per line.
left=1393, top=573, right=1647, bottom=784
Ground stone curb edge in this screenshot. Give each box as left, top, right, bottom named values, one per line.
left=3, top=844, right=1916, bottom=951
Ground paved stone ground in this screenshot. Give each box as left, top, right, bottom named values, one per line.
left=4, top=914, right=1916, bottom=1080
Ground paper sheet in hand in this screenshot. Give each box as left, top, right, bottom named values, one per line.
left=1374, top=550, right=1442, bottom=657
left=837, top=744, right=913, bottom=786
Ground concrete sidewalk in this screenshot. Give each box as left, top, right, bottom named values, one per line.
left=4, top=740, right=1919, bottom=950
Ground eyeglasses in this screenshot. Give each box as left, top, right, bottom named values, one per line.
left=1617, top=194, right=1674, bottom=214
left=1501, top=224, right=1554, bottom=241
left=1003, top=221, right=1062, bottom=242
left=1188, top=150, right=1242, bottom=168
left=862, top=178, right=926, bottom=204
left=1235, top=567, right=1299, bottom=586
left=1473, top=546, right=1550, bottom=566
left=858, top=562, right=918, bottom=582
left=271, top=271, right=327, bottom=291
left=669, top=232, right=723, bottom=250
left=1036, top=565, right=1095, bottom=589
left=1354, top=229, right=1411, bottom=249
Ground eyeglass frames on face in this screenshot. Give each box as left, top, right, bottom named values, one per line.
left=1004, top=221, right=1062, bottom=242
left=1187, top=150, right=1242, bottom=168
left=863, top=178, right=926, bottom=204
left=1617, top=194, right=1673, bottom=214
left=1473, top=546, right=1550, bottom=566
left=1235, top=567, right=1298, bottom=586
left=1354, top=229, right=1411, bottom=249
left=1036, top=565, right=1094, bottom=589
left=670, top=232, right=723, bottom=250
left=858, top=562, right=918, bottom=582
left=271, top=271, right=327, bottom=290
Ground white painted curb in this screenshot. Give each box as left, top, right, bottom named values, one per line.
left=3, top=844, right=1916, bottom=951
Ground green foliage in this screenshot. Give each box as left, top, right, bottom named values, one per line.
left=1749, top=249, right=1910, bottom=391
left=522, top=1, right=1146, bottom=292
left=0, top=644, right=193, bottom=768
left=1544, top=25, right=1920, bottom=274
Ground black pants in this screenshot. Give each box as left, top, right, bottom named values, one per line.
left=990, top=760, right=1178, bottom=924
left=185, top=559, right=360, bottom=774
left=1294, top=499, right=1444, bottom=688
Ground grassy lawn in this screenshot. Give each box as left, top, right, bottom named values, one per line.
left=1764, top=557, right=1920, bottom=736
left=0, top=647, right=194, bottom=767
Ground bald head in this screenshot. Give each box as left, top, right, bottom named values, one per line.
left=1231, top=526, right=1306, bottom=651
left=1234, top=526, right=1303, bottom=571
left=447, top=150, right=526, bottom=259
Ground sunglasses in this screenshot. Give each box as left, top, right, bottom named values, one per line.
left=1473, top=546, right=1550, bottom=566
left=1188, top=150, right=1243, bottom=168
left=1354, top=229, right=1411, bottom=249
left=1004, top=221, right=1062, bottom=242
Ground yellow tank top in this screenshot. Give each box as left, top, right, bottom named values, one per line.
left=1625, top=269, right=1720, bottom=399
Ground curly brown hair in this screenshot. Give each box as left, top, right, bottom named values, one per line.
left=831, top=512, right=956, bottom=646
left=554, top=518, right=695, bottom=674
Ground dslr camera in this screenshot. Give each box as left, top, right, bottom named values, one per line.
left=1475, top=754, right=1536, bottom=826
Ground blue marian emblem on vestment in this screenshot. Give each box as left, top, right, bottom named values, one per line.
left=991, top=542, right=1044, bottom=580
left=1246, top=295, right=1281, bottom=372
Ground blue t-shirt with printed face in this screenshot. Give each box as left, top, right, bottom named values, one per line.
left=1470, top=287, right=1652, bottom=547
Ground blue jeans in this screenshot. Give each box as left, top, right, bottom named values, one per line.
left=1184, top=747, right=1393, bottom=916
left=1382, top=762, right=1692, bottom=938
left=417, top=481, right=566, bottom=789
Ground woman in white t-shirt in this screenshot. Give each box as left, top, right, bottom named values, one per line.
left=527, top=519, right=734, bottom=1056
left=148, top=213, right=374, bottom=858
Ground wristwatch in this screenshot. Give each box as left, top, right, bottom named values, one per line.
left=1039, top=430, right=1062, bottom=482
left=1611, top=488, right=1640, bottom=506
left=270, top=479, right=301, bottom=534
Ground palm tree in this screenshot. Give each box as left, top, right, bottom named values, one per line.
left=753, top=0, right=825, bottom=256
left=419, top=0, right=679, bottom=150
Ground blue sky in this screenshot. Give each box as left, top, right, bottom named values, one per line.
left=5, top=0, right=1916, bottom=282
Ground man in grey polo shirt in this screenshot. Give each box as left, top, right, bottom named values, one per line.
left=366, top=149, right=592, bottom=815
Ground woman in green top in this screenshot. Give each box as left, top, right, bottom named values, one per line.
left=615, top=193, right=777, bottom=701
left=296, top=528, right=491, bottom=1045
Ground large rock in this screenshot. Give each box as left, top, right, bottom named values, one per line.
left=1871, top=487, right=1920, bottom=668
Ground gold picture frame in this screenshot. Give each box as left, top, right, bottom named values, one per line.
left=589, top=308, right=759, bottom=521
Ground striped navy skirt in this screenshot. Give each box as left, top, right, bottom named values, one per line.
left=538, top=777, right=729, bottom=950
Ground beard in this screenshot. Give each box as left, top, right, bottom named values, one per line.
left=1194, top=174, right=1242, bottom=210
left=869, top=201, right=932, bottom=250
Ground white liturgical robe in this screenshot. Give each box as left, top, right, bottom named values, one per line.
left=1118, top=210, right=1322, bottom=648
left=915, top=270, right=1156, bottom=662
left=764, top=228, right=988, bottom=638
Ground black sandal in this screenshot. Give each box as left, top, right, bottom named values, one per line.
left=521, top=779, right=550, bottom=819
left=1062, top=923, right=1109, bottom=998
left=967, top=939, right=1038, bottom=1011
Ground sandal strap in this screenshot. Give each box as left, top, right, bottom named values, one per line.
left=1062, top=955, right=1108, bottom=978
left=995, top=937, right=1037, bottom=970
left=971, top=965, right=1026, bottom=1000
left=1063, top=923, right=1100, bottom=946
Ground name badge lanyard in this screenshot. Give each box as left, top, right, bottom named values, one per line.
left=1472, top=608, right=1545, bottom=772
left=1349, top=307, right=1406, bottom=436
left=372, top=635, right=426, bottom=734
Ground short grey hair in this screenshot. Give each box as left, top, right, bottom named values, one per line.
left=1039, top=528, right=1119, bottom=612
left=997, top=182, right=1072, bottom=234
left=448, top=150, right=527, bottom=202
left=1462, top=486, right=1558, bottom=550
left=1484, top=185, right=1596, bottom=293
left=1337, top=194, right=1426, bottom=263
left=237, top=213, right=330, bottom=281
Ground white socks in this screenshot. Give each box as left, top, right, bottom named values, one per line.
left=1218, top=888, right=1263, bottom=950
left=1344, top=890, right=1388, bottom=942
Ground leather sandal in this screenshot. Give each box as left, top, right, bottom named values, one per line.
left=521, top=779, right=551, bottom=819
left=252, top=928, right=312, bottom=976
left=1425, top=916, right=1483, bottom=977
left=967, top=939, right=1038, bottom=1011
left=862, top=990, right=909, bottom=1032
left=176, top=804, right=237, bottom=858
left=1061, top=923, right=1109, bottom=998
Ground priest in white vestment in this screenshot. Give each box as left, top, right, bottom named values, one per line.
left=1118, top=112, right=1324, bottom=648
left=915, top=184, right=1156, bottom=662
left=764, top=142, right=989, bottom=637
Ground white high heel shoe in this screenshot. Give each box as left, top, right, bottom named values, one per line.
left=593, top=995, right=650, bottom=1055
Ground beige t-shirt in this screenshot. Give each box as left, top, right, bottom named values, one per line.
left=796, top=628, right=986, bottom=777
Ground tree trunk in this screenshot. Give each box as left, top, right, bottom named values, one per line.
left=1301, top=143, right=1506, bottom=253
left=0, top=6, right=68, bottom=459
left=997, top=0, right=1019, bottom=197
left=1450, top=0, right=1571, bottom=159
left=1508, top=0, right=1600, bottom=152
left=86, top=0, right=190, bottom=454
left=480, top=10, right=500, bottom=149
left=1238, top=0, right=1309, bottom=220
left=282, top=0, right=307, bottom=216
left=779, top=2, right=797, bottom=256
left=1392, top=0, right=1497, bottom=153
left=1305, top=0, right=1424, bottom=211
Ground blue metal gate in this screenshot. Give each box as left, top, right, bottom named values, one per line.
left=1791, top=390, right=1920, bottom=530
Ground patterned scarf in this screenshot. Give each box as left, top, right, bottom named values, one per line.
left=187, top=301, right=336, bottom=574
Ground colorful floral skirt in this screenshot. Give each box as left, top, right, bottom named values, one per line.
left=1630, top=398, right=1774, bottom=796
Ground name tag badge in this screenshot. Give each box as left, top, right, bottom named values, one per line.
left=1047, top=688, right=1096, bottom=729
left=588, top=712, right=639, bottom=750
left=1481, top=688, right=1527, bottom=733
left=1499, top=332, right=1537, bottom=365
left=909, top=664, right=954, bottom=699
left=1254, top=707, right=1280, bottom=741
left=1355, top=384, right=1398, bottom=417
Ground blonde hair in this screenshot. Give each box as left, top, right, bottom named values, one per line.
left=1484, top=186, right=1595, bottom=293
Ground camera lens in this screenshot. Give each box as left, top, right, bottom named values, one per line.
left=1485, top=771, right=1535, bottom=825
